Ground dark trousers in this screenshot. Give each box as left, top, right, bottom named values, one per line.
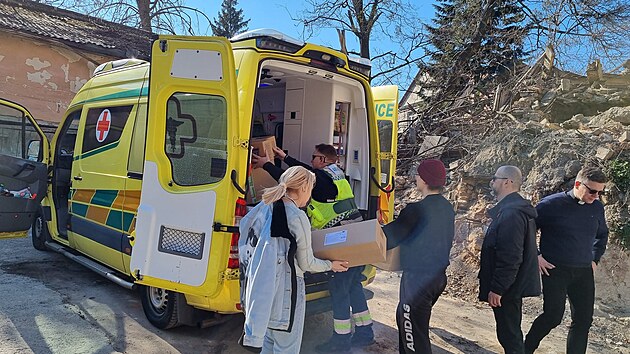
left=525, top=266, right=594, bottom=354
left=329, top=265, right=369, bottom=326
left=493, top=296, right=524, bottom=354
left=396, top=271, right=447, bottom=354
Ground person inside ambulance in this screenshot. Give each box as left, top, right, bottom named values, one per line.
left=252, top=143, right=376, bottom=352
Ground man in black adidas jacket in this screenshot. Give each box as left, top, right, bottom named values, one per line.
left=479, top=165, right=541, bottom=354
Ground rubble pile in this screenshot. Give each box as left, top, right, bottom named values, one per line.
left=394, top=63, right=630, bottom=312
left=512, top=63, right=630, bottom=124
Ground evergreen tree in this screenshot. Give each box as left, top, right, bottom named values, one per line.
left=210, top=0, right=250, bottom=38
left=422, top=0, right=526, bottom=99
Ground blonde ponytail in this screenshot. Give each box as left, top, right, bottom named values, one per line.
left=261, top=166, right=315, bottom=205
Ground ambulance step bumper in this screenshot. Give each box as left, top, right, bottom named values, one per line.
left=45, top=241, right=136, bottom=290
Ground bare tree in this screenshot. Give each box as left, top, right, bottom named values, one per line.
left=295, top=0, right=428, bottom=86
left=517, top=0, right=630, bottom=72
left=42, top=0, right=212, bottom=34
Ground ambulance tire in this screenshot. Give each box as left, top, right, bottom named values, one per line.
left=32, top=212, right=51, bottom=251
left=140, top=285, right=181, bottom=329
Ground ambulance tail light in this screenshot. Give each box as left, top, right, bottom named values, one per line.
left=228, top=197, right=247, bottom=269
left=304, top=50, right=346, bottom=72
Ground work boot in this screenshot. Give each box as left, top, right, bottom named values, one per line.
left=314, top=332, right=351, bottom=353
left=351, top=324, right=375, bottom=347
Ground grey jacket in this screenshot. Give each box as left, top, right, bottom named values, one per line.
left=238, top=200, right=331, bottom=348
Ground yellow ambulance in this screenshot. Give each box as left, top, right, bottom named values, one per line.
left=0, top=29, right=398, bottom=329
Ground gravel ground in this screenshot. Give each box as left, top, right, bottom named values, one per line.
left=1, top=235, right=628, bottom=353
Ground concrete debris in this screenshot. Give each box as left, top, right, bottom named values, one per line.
left=596, top=147, right=614, bottom=160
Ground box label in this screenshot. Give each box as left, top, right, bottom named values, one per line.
left=324, top=230, right=347, bottom=246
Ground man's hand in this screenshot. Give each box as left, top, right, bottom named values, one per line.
left=251, top=154, right=270, bottom=169
left=488, top=291, right=502, bottom=308
left=272, top=146, right=286, bottom=160
left=331, top=261, right=349, bottom=272
left=538, top=255, right=555, bottom=276
left=592, top=261, right=597, bottom=272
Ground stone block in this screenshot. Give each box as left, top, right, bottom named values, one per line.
left=620, top=131, right=630, bottom=142
left=600, top=133, right=613, bottom=142
left=560, top=119, right=580, bottom=129
left=595, top=147, right=613, bottom=160
left=560, top=79, right=571, bottom=91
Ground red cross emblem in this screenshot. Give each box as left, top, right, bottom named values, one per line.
left=96, top=109, right=111, bottom=143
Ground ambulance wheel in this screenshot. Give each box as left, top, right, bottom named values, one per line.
left=140, top=285, right=181, bottom=329
left=32, top=212, right=50, bottom=251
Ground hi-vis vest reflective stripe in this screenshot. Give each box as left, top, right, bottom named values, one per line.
left=307, top=164, right=359, bottom=229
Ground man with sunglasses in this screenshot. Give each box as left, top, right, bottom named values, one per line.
left=524, top=166, right=609, bottom=354
left=252, top=143, right=372, bottom=353
left=479, top=166, right=540, bottom=354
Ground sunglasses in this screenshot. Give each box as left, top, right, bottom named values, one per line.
left=582, top=183, right=605, bottom=196
left=491, top=176, right=509, bottom=182
left=312, top=154, right=326, bottom=161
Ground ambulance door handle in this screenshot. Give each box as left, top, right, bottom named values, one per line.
left=369, top=167, right=394, bottom=194
left=230, top=169, right=246, bottom=195
left=12, top=163, right=35, bottom=177
left=73, top=176, right=83, bottom=181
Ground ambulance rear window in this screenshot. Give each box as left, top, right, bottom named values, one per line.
left=165, top=93, right=228, bottom=186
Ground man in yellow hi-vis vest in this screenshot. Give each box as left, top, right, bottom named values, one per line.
left=253, top=143, right=374, bottom=352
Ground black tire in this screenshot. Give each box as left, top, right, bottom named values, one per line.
left=140, top=285, right=181, bottom=329
left=31, top=212, right=51, bottom=251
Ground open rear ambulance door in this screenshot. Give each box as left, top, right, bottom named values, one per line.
left=0, top=99, right=49, bottom=239
left=131, top=36, right=239, bottom=307
left=371, top=86, right=398, bottom=224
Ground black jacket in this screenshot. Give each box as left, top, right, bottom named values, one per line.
left=262, top=155, right=337, bottom=202
left=383, top=194, right=454, bottom=275
left=478, top=192, right=541, bottom=301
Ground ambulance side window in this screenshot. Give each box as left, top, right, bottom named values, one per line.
left=56, top=110, right=81, bottom=168
left=165, top=93, right=227, bottom=186
left=82, top=106, right=133, bottom=154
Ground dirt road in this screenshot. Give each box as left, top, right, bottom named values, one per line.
left=0, top=236, right=627, bottom=353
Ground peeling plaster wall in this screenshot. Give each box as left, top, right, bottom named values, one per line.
left=0, top=33, right=114, bottom=123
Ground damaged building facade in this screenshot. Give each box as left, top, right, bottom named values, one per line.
left=0, top=0, right=151, bottom=124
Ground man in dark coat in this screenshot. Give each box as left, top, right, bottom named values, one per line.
left=383, top=159, right=455, bottom=354
left=479, top=165, right=541, bottom=354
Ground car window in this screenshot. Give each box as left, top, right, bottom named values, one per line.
left=0, top=104, right=43, bottom=161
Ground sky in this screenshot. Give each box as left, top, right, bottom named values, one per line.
left=187, top=0, right=627, bottom=84
left=188, top=0, right=436, bottom=90
left=191, top=0, right=368, bottom=53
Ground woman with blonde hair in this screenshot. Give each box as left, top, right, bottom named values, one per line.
left=238, top=166, right=349, bottom=353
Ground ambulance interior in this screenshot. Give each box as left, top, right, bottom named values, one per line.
left=249, top=60, right=370, bottom=211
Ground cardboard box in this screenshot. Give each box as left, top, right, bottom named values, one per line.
left=246, top=136, right=279, bottom=204
left=250, top=136, right=276, bottom=159
left=374, top=246, right=401, bottom=271
left=311, top=219, right=387, bottom=267
left=246, top=167, right=278, bottom=204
